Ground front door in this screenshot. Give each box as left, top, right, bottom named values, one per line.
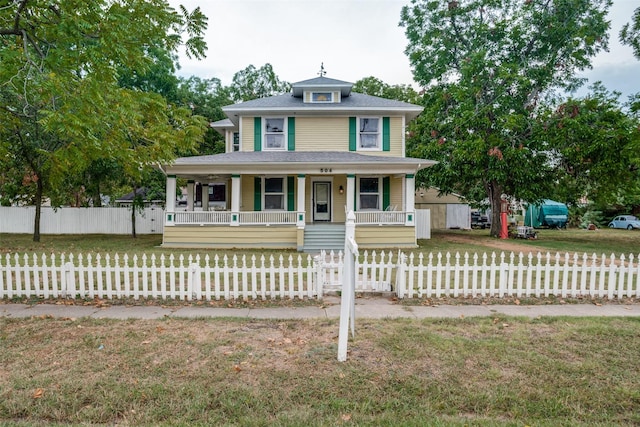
left=313, top=182, right=331, bottom=221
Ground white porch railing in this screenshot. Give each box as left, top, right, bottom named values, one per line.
left=174, top=211, right=232, bottom=225
left=354, top=210, right=406, bottom=225
left=238, top=211, right=297, bottom=225
left=172, top=211, right=297, bottom=225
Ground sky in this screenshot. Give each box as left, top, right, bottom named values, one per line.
left=170, top=0, right=639, bottom=101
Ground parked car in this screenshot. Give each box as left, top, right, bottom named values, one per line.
left=471, top=211, right=490, bottom=229
left=608, top=215, right=640, bottom=230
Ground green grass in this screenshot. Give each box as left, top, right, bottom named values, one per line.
left=3, top=227, right=639, bottom=258
left=422, top=228, right=640, bottom=257
left=1, top=316, right=639, bottom=426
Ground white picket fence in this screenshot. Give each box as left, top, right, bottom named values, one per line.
left=1, top=250, right=639, bottom=301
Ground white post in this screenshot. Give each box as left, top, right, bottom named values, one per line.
left=405, top=174, right=415, bottom=226
left=231, top=175, right=241, bottom=226
left=165, top=175, right=176, bottom=225
left=297, top=174, right=306, bottom=227
left=186, top=180, right=195, bottom=211
left=201, top=183, right=209, bottom=211
left=338, top=210, right=358, bottom=362
left=346, top=174, right=355, bottom=213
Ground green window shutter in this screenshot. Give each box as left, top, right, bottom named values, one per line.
left=288, top=117, right=295, bottom=151
left=349, top=117, right=356, bottom=151
left=254, top=177, right=261, bottom=211
left=382, top=117, right=390, bottom=151
left=287, top=176, right=295, bottom=211
left=254, top=117, right=262, bottom=151
left=383, top=176, right=390, bottom=210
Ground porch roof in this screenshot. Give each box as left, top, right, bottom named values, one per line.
left=162, top=151, right=436, bottom=177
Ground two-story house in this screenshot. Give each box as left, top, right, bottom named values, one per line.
left=159, top=76, right=435, bottom=251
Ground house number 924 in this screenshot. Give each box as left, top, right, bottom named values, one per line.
left=320, top=168, right=332, bottom=173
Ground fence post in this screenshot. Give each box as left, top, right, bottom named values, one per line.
left=396, top=252, right=406, bottom=299
left=63, top=262, right=75, bottom=299
left=338, top=211, right=358, bottom=362
left=188, top=263, right=201, bottom=301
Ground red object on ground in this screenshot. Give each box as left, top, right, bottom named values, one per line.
left=500, top=212, right=508, bottom=239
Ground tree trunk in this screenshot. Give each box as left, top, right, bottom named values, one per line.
left=487, top=180, right=504, bottom=238
left=131, top=185, right=137, bottom=239
left=33, top=176, right=43, bottom=242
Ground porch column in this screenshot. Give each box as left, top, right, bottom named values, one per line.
left=405, top=174, right=415, bottom=226
left=165, top=175, right=176, bottom=226
left=346, top=174, right=356, bottom=213
left=231, top=174, right=240, bottom=226
left=186, top=180, right=195, bottom=211
left=296, top=174, right=306, bottom=227
left=201, top=183, right=209, bottom=211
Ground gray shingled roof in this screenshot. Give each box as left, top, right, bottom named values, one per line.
left=223, top=92, right=423, bottom=123
left=171, top=151, right=432, bottom=166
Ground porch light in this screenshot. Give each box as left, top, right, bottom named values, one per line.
left=339, top=185, right=344, bottom=194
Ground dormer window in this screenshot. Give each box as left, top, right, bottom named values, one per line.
left=311, top=92, right=333, bottom=102
left=264, top=118, right=286, bottom=150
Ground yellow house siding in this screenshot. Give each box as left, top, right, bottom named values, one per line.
left=241, top=175, right=255, bottom=210
left=163, top=225, right=297, bottom=248
left=390, top=176, right=403, bottom=210
left=355, top=226, right=416, bottom=248
left=241, top=116, right=254, bottom=152
left=295, top=117, right=349, bottom=151
left=235, top=116, right=404, bottom=155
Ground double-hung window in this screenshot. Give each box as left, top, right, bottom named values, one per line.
left=264, top=118, right=286, bottom=150
left=264, top=177, right=285, bottom=210
left=358, top=177, right=380, bottom=210
left=359, top=117, right=380, bottom=150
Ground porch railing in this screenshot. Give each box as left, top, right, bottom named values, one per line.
left=238, top=211, right=297, bottom=225
left=172, top=210, right=297, bottom=225
left=354, top=211, right=406, bottom=225
left=172, top=210, right=409, bottom=226
left=174, top=211, right=232, bottom=225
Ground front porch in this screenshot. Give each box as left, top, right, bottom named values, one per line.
left=160, top=151, right=428, bottom=251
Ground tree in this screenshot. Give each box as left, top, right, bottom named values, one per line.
left=0, top=0, right=208, bottom=241
left=176, top=76, right=233, bottom=155
left=400, top=0, right=611, bottom=236
left=229, top=63, right=291, bottom=102
left=620, top=6, right=640, bottom=59
left=539, top=83, right=640, bottom=208
left=353, top=76, right=420, bottom=104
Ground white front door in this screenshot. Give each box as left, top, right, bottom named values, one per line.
left=313, top=182, right=331, bottom=221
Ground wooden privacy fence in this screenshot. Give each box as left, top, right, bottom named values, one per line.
left=1, top=250, right=639, bottom=301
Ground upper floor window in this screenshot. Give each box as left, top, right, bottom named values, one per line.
left=264, top=118, right=286, bottom=150
left=311, top=92, right=333, bottom=102
left=359, top=117, right=380, bottom=150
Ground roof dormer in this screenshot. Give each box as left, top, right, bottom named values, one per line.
left=291, top=76, right=353, bottom=103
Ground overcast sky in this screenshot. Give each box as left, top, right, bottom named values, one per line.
left=170, top=0, right=639, bottom=101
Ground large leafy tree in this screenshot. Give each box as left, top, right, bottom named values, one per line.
left=353, top=76, right=420, bottom=104
left=620, top=6, right=640, bottom=59
left=540, top=84, right=640, bottom=210
left=176, top=76, right=233, bottom=155
left=229, top=63, right=291, bottom=102
left=400, top=0, right=611, bottom=236
left=0, top=0, right=208, bottom=241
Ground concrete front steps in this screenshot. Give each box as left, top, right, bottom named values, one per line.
left=303, top=223, right=345, bottom=253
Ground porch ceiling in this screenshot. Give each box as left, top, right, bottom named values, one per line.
left=162, top=151, right=437, bottom=177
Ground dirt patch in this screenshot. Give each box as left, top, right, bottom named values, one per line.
left=442, top=234, right=548, bottom=254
